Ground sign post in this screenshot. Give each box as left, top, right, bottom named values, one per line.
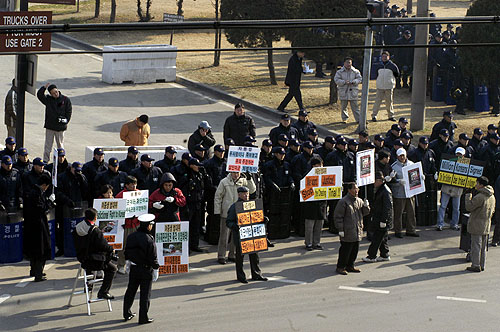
left=163, top=13, right=184, bottom=45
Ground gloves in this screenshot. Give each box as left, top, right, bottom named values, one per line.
left=48, top=194, right=56, bottom=203
left=434, top=173, right=439, bottom=181
left=384, top=175, right=392, bottom=182
left=18, top=203, right=23, bottom=210
left=272, top=183, right=281, bottom=193
left=290, top=183, right=296, bottom=191
left=421, top=174, right=426, bottom=182
left=390, top=170, right=396, bottom=178
left=0, top=204, right=5, bottom=211
left=363, top=199, right=370, bottom=208
left=380, top=222, right=387, bottom=228
left=165, top=196, right=175, bottom=203
left=339, top=231, right=345, bottom=238
left=399, top=179, right=406, bottom=186
left=125, top=260, right=131, bottom=274
left=152, top=269, right=159, bottom=282
left=153, top=202, right=164, bottom=210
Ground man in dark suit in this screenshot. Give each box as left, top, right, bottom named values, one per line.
left=277, top=51, right=308, bottom=112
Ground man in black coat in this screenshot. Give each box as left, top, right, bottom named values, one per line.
left=73, top=208, right=117, bottom=299
left=13, top=147, right=32, bottom=176
left=45, top=148, right=69, bottom=176
left=154, top=146, right=179, bottom=174
left=119, top=146, right=140, bottom=175
left=131, top=154, right=163, bottom=193
left=0, top=155, right=22, bottom=213
left=292, top=110, right=316, bottom=142
left=94, top=158, right=128, bottom=197
left=317, top=136, right=335, bottom=161
left=430, top=111, right=457, bottom=142
left=82, top=148, right=108, bottom=200
left=223, top=103, right=256, bottom=146
left=269, top=113, right=299, bottom=146
left=277, top=51, right=307, bottom=112
left=363, top=172, right=393, bottom=262
left=285, top=139, right=301, bottom=164
left=188, top=121, right=216, bottom=157
left=394, top=30, right=414, bottom=89
left=37, top=83, right=72, bottom=162
left=0, top=136, right=16, bottom=159
left=22, top=157, right=51, bottom=198
left=429, top=129, right=454, bottom=166
left=123, top=214, right=159, bottom=324
left=469, top=128, right=484, bottom=153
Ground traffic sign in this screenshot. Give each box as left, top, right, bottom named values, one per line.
left=0, top=11, right=52, bottom=52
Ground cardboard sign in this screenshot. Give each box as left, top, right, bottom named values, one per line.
left=93, top=198, right=126, bottom=250
left=437, top=154, right=486, bottom=189
left=356, top=149, right=375, bottom=187
left=51, top=148, right=58, bottom=187
left=235, top=199, right=267, bottom=255
left=299, top=166, right=343, bottom=202
left=0, top=12, right=52, bottom=52
left=123, top=190, right=149, bottom=218
left=226, top=146, right=260, bottom=173
left=402, top=162, right=425, bottom=198
left=155, top=222, right=189, bottom=275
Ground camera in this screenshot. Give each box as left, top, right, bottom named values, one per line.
left=58, top=117, right=68, bottom=124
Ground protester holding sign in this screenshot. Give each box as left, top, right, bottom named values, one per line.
left=149, top=173, right=186, bottom=222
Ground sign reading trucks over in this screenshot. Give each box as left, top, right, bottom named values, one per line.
left=0, top=12, right=52, bottom=52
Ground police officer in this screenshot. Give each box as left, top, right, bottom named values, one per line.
left=130, top=154, right=163, bottom=193
left=429, top=129, right=453, bottom=165
left=269, top=113, right=299, bottom=146
left=22, top=157, right=50, bottom=196
left=188, top=121, right=216, bottom=157
left=123, top=213, right=159, bottom=324
left=119, top=146, right=140, bottom=174
left=408, top=136, right=437, bottom=177
left=357, top=131, right=370, bottom=151
left=470, top=128, right=485, bottom=153
left=430, top=111, right=457, bottom=142
left=401, top=132, right=416, bottom=155
left=374, top=134, right=387, bottom=155
left=384, top=124, right=402, bottom=150
left=476, top=133, right=500, bottom=184
left=448, top=133, right=474, bottom=157
left=94, top=157, right=128, bottom=196
left=82, top=148, right=108, bottom=199
left=223, top=103, right=256, bottom=146
left=154, top=146, right=180, bottom=174
left=325, top=137, right=355, bottom=183
left=306, top=128, right=321, bottom=150
left=259, top=139, right=273, bottom=167
left=285, top=139, right=301, bottom=164
left=0, top=155, right=22, bottom=213
left=317, top=136, right=335, bottom=161
left=45, top=148, right=69, bottom=175
left=0, top=136, right=16, bottom=159
left=394, top=30, right=414, bottom=90
left=13, top=147, right=32, bottom=176
left=226, top=186, right=268, bottom=283
left=292, top=110, right=316, bottom=142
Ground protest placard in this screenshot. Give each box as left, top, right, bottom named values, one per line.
left=93, top=198, right=126, bottom=250
left=226, top=146, right=260, bottom=173
left=356, top=149, right=375, bottom=187
left=123, top=190, right=149, bottom=218
left=299, top=166, right=343, bottom=202
left=155, top=222, right=189, bottom=275
left=437, top=154, right=486, bottom=189
left=402, top=162, right=426, bottom=198
left=235, top=199, right=268, bottom=255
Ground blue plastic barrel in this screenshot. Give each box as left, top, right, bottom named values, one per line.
left=474, top=85, right=489, bottom=112
left=432, top=74, right=445, bottom=102
left=370, top=55, right=382, bottom=80
left=0, top=211, right=24, bottom=264
left=47, top=209, right=56, bottom=260
left=445, top=79, right=456, bottom=105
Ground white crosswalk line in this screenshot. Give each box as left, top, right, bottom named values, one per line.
left=338, top=286, right=390, bottom=294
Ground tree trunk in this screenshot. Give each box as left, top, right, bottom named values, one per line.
left=177, top=0, right=184, bottom=16
left=110, top=0, right=116, bottom=23
left=94, top=0, right=100, bottom=18
left=266, top=40, right=277, bottom=85
left=329, top=68, right=338, bottom=104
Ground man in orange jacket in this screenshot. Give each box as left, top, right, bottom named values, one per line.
left=120, top=114, right=150, bottom=146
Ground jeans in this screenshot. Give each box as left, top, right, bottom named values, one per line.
left=437, top=193, right=460, bottom=228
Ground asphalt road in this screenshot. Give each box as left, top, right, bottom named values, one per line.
left=1, top=38, right=500, bottom=332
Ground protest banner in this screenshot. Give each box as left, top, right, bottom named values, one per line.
left=226, top=146, right=260, bottom=173
left=123, top=190, right=149, bottom=218
left=299, top=166, right=343, bottom=202
left=93, top=198, right=126, bottom=250
left=402, top=162, right=426, bottom=198
left=356, top=149, right=375, bottom=187
left=155, top=222, right=189, bottom=275
left=235, top=199, right=268, bottom=255
left=51, top=148, right=58, bottom=188
left=437, top=154, right=486, bottom=189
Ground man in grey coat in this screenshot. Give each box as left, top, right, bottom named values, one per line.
left=334, top=57, right=362, bottom=124
left=334, top=182, right=370, bottom=275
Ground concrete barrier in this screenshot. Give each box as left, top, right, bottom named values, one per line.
left=102, top=45, right=177, bottom=84
left=84, top=145, right=187, bottom=163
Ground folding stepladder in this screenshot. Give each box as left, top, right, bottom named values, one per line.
left=67, top=265, right=113, bottom=315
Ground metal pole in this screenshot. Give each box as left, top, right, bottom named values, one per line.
left=410, top=0, right=430, bottom=131
left=170, top=30, right=174, bottom=45
left=359, top=13, right=374, bottom=133
left=15, top=0, right=28, bottom=148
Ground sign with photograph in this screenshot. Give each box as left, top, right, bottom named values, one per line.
left=356, top=149, right=375, bottom=187
left=226, top=146, right=260, bottom=173
left=299, top=166, right=343, bottom=202
left=155, top=222, right=189, bottom=275
left=235, top=199, right=268, bottom=255
left=437, top=154, right=486, bottom=189
left=123, top=190, right=149, bottom=218
left=93, top=198, right=126, bottom=250
left=402, top=162, right=426, bottom=198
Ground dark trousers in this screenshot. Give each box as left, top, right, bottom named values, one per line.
left=367, top=229, right=389, bottom=259
left=492, top=209, right=500, bottom=244
left=232, top=229, right=262, bottom=281
left=188, top=204, right=202, bottom=249
left=123, top=266, right=153, bottom=322
left=278, top=86, right=304, bottom=111
left=30, top=258, right=46, bottom=278
left=337, top=241, right=359, bottom=269
left=86, top=261, right=117, bottom=294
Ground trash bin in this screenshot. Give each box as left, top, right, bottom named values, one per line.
left=47, top=208, right=56, bottom=260
left=474, top=85, right=489, bottom=112
left=63, top=203, right=87, bottom=257
left=0, top=211, right=24, bottom=264
left=370, top=55, right=382, bottom=80
left=432, top=71, right=445, bottom=102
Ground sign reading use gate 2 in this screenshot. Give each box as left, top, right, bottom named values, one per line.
left=438, top=154, right=485, bottom=188
left=0, top=12, right=52, bottom=52
left=226, top=146, right=260, bottom=173
left=299, top=166, right=343, bottom=202
left=235, top=199, right=268, bottom=255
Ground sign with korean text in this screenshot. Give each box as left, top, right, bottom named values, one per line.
left=402, top=162, right=425, bottom=198
left=93, top=198, right=126, bottom=250
left=0, top=12, right=52, bottom=52
left=123, top=190, right=149, bottom=218
left=226, top=146, right=260, bottom=173
left=235, top=199, right=267, bottom=255
left=155, top=222, right=189, bottom=275
left=356, top=149, right=375, bottom=187
left=437, top=154, right=485, bottom=189
left=299, top=166, right=343, bottom=202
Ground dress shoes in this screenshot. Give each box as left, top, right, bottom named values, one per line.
left=406, top=232, right=420, bottom=237
left=313, top=245, right=323, bottom=250
left=346, top=266, right=361, bottom=273
left=30, top=271, right=46, bottom=277
left=34, top=276, right=47, bottom=282
left=336, top=268, right=348, bottom=275
left=124, top=313, right=136, bottom=321
left=97, top=292, right=115, bottom=300
left=305, top=245, right=313, bottom=251
left=466, top=266, right=481, bottom=273
left=252, top=276, right=268, bottom=281
left=395, top=232, right=404, bottom=238
left=227, top=257, right=236, bottom=263
left=138, top=318, right=154, bottom=324
left=217, top=258, right=227, bottom=265
left=238, top=278, right=248, bottom=284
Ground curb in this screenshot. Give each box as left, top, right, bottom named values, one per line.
left=51, top=33, right=339, bottom=139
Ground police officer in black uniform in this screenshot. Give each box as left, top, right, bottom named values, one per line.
left=94, top=157, right=128, bottom=196
left=82, top=148, right=108, bottom=199
left=292, top=110, right=316, bottom=142
left=45, top=148, right=69, bottom=175
left=469, top=128, right=484, bottom=154
left=448, top=133, right=474, bottom=157
left=123, top=213, right=159, bottom=324
left=429, top=129, right=454, bottom=165
left=285, top=139, right=301, bottom=164
left=186, top=158, right=210, bottom=252
left=317, top=136, right=335, bottom=161
left=119, top=146, right=140, bottom=175
left=22, top=157, right=51, bottom=196
left=13, top=147, right=32, bottom=176
left=0, top=155, right=22, bottom=213
left=154, top=146, right=179, bottom=174
left=0, top=136, right=16, bottom=159
left=384, top=124, right=402, bottom=150
left=130, top=154, right=163, bottom=193
left=430, top=111, right=457, bottom=142
left=269, top=113, right=299, bottom=146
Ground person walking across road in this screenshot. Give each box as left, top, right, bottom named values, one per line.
left=277, top=50, right=309, bottom=112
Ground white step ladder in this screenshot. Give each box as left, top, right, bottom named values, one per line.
left=67, top=266, right=113, bottom=316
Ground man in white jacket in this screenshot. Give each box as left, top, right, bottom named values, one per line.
left=334, top=57, right=362, bottom=124
left=371, top=51, right=400, bottom=122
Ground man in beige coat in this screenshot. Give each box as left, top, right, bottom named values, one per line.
left=120, top=114, right=150, bottom=146
left=334, top=57, right=362, bottom=124
left=214, top=172, right=256, bottom=264
left=464, top=176, right=495, bottom=272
